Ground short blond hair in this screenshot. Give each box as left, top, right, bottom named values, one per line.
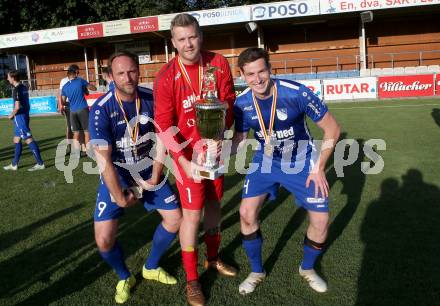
left=170, top=13, right=201, bottom=36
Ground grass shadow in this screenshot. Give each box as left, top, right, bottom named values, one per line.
left=1, top=204, right=162, bottom=305
left=431, top=108, right=440, bottom=128
left=356, top=169, right=440, bottom=306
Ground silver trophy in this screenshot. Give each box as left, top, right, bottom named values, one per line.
left=193, top=64, right=227, bottom=180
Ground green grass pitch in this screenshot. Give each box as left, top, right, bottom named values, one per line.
left=1, top=98, right=440, bottom=305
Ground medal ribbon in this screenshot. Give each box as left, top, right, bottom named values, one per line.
left=252, top=81, right=278, bottom=145
left=177, top=56, right=203, bottom=99
left=115, top=91, right=141, bottom=146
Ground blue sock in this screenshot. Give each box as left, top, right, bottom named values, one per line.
left=242, top=233, right=264, bottom=273
left=100, top=242, right=130, bottom=280
left=28, top=141, right=43, bottom=165
left=301, top=245, right=323, bottom=270
left=12, top=142, right=22, bottom=166
left=145, top=223, right=176, bottom=269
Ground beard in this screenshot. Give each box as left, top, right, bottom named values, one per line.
left=115, top=82, right=137, bottom=99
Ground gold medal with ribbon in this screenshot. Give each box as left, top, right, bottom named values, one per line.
left=252, top=81, right=278, bottom=157
left=177, top=56, right=204, bottom=100
left=115, top=91, right=141, bottom=159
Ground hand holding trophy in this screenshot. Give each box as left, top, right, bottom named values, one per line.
left=193, top=63, right=227, bottom=180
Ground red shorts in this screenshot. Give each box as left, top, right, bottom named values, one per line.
left=174, top=164, right=224, bottom=210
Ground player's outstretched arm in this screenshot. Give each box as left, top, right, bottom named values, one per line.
left=94, top=144, right=137, bottom=207
left=306, top=112, right=341, bottom=199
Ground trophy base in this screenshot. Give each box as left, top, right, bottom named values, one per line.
left=194, top=164, right=225, bottom=180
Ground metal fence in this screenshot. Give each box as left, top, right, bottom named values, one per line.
left=368, top=50, right=440, bottom=68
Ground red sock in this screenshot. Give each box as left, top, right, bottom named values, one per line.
left=204, top=232, right=221, bottom=261
left=182, top=249, right=198, bottom=282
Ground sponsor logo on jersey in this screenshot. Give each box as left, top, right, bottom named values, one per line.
left=116, top=137, right=136, bottom=149
left=275, top=126, right=294, bottom=139
left=243, top=105, right=254, bottom=111
left=278, top=142, right=296, bottom=153
left=255, top=126, right=295, bottom=140
left=251, top=115, right=258, bottom=120
left=165, top=194, right=177, bottom=204
left=307, top=103, right=321, bottom=116
left=175, top=71, right=181, bottom=80
left=182, top=94, right=197, bottom=109
left=187, top=118, right=195, bottom=127
left=306, top=197, right=326, bottom=204
left=276, top=108, right=288, bottom=121
left=117, top=120, right=125, bottom=126
left=110, top=111, right=119, bottom=118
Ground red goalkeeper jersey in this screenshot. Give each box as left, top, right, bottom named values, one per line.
left=154, top=51, right=236, bottom=161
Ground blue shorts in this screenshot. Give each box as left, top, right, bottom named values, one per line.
left=242, top=154, right=329, bottom=212
left=94, top=175, right=180, bottom=221
left=14, top=115, right=32, bottom=140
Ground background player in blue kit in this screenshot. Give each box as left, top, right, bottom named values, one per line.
left=3, top=70, right=45, bottom=171
left=61, top=65, right=96, bottom=155
left=231, top=48, right=340, bottom=295
left=90, top=51, right=182, bottom=304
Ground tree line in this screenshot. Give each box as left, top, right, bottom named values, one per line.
left=0, top=0, right=274, bottom=35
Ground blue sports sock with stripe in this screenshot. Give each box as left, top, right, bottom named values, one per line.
left=28, top=141, right=43, bottom=165
left=100, top=242, right=130, bottom=280
left=13, top=142, right=22, bottom=166
left=242, top=232, right=264, bottom=273
left=145, top=223, right=176, bottom=269
left=301, top=244, right=323, bottom=270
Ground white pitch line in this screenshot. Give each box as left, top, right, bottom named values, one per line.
left=331, top=103, right=440, bottom=110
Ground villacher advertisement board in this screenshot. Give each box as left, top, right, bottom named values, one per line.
left=377, top=74, right=435, bottom=98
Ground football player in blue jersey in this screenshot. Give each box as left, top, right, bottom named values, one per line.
left=61, top=65, right=96, bottom=155
left=3, top=70, right=45, bottom=171
left=90, top=50, right=182, bottom=304
left=231, top=48, right=341, bottom=295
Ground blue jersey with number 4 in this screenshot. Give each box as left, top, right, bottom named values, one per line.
left=234, top=79, right=328, bottom=168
